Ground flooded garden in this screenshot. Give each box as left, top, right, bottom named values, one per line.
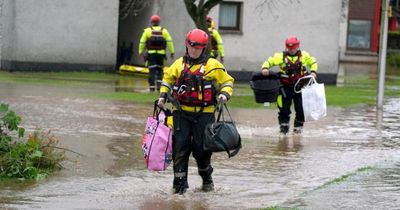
left=0, top=73, right=399, bottom=209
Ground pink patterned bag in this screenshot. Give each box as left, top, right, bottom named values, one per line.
left=142, top=104, right=173, bottom=171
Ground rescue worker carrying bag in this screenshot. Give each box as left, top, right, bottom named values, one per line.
left=294, top=75, right=327, bottom=121
left=203, top=102, right=241, bottom=158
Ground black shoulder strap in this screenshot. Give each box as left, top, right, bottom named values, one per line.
left=283, top=51, right=287, bottom=63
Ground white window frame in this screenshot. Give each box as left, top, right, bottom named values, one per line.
left=218, top=1, right=242, bottom=32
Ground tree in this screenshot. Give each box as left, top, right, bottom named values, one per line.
left=184, top=0, right=223, bottom=54
left=119, top=0, right=151, bottom=20
left=183, top=0, right=223, bottom=32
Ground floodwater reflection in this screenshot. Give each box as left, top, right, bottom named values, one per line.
left=0, top=80, right=399, bottom=209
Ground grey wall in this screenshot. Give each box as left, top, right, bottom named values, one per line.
left=208, top=0, right=341, bottom=76
left=1, top=0, right=119, bottom=71
left=1, top=0, right=16, bottom=67
left=0, top=0, right=341, bottom=80
left=121, top=0, right=341, bottom=83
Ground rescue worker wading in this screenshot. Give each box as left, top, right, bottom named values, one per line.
left=261, top=35, right=318, bottom=135
left=207, top=16, right=224, bottom=63
left=157, top=29, right=234, bottom=195
left=139, top=15, right=175, bottom=92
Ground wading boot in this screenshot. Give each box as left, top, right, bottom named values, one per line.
left=199, top=166, right=214, bottom=192
left=293, top=126, right=303, bottom=134
left=280, top=123, right=289, bottom=135
left=173, top=172, right=188, bottom=195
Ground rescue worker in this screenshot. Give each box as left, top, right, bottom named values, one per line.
left=207, top=16, right=224, bottom=63
left=138, top=15, right=175, bottom=92
left=157, top=29, right=234, bottom=194
left=261, top=35, right=318, bottom=134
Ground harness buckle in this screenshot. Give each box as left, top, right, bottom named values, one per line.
left=178, top=85, right=187, bottom=95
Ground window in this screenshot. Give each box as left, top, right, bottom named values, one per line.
left=347, top=20, right=371, bottom=49
left=218, top=1, right=242, bottom=31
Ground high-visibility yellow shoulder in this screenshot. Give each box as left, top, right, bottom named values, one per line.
left=205, top=58, right=225, bottom=72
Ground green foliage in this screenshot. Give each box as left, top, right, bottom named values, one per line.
left=0, top=104, right=66, bottom=180
left=0, top=104, right=25, bottom=153
left=387, top=51, right=400, bottom=65
left=388, top=32, right=400, bottom=49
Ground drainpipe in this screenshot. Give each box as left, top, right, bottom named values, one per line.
left=377, top=0, right=389, bottom=110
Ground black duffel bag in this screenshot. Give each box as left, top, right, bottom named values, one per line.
left=204, top=102, right=241, bottom=158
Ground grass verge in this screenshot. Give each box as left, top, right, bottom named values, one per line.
left=1, top=71, right=400, bottom=108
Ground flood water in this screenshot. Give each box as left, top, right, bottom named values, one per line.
left=0, top=77, right=399, bottom=210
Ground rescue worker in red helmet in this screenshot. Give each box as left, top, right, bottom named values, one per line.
left=139, top=15, right=175, bottom=92
left=157, top=29, right=234, bottom=194
left=261, top=35, right=318, bottom=134
left=206, top=16, right=225, bottom=63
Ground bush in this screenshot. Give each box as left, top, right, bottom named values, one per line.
left=388, top=31, right=400, bottom=49
left=0, top=104, right=66, bottom=180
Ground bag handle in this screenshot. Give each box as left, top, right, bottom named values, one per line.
left=152, top=100, right=171, bottom=124
left=294, top=75, right=316, bottom=93
left=214, top=102, right=242, bottom=158
left=216, top=102, right=234, bottom=123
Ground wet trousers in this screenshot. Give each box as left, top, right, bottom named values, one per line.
left=147, top=53, right=165, bottom=91
left=172, top=110, right=214, bottom=188
left=278, top=85, right=304, bottom=127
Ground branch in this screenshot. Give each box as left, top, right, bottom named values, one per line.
left=184, top=0, right=198, bottom=21
left=203, top=0, right=223, bottom=11
left=41, top=145, right=85, bottom=157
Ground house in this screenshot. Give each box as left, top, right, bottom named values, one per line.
left=119, top=0, right=342, bottom=84
left=0, top=0, right=385, bottom=84
left=338, top=0, right=381, bottom=79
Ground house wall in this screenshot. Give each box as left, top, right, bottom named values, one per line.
left=1, top=0, right=343, bottom=82
left=211, top=0, right=341, bottom=82
left=1, top=0, right=119, bottom=71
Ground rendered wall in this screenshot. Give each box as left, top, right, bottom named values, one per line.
left=121, top=0, right=341, bottom=82
left=1, top=0, right=119, bottom=71
left=208, top=0, right=341, bottom=77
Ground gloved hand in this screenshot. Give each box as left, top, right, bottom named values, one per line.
left=310, top=72, right=317, bottom=78
left=261, top=68, right=269, bottom=76
left=218, top=94, right=227, bottom=103
left=157, top=97, right=165, bottom=109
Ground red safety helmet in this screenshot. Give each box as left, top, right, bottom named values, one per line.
left=185, top=29, right=208, bottom=49
left=150, top=15, right=160, bottom=23
left=285, top=35, right=300, bottom=50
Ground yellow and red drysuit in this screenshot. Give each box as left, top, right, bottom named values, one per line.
left=159, top=55, right=233, bottom=193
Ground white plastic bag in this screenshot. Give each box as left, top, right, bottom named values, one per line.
left=295, top=76, right=327, bottom=121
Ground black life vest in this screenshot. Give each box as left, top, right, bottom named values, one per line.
left=280, top=50, right=305, bottom=86
left=172, top=61, right=216, bottom=107
left=146, top=27, right=167, bottom=50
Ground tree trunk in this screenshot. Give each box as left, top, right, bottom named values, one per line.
left=183, top=0, right=223, bottom=55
